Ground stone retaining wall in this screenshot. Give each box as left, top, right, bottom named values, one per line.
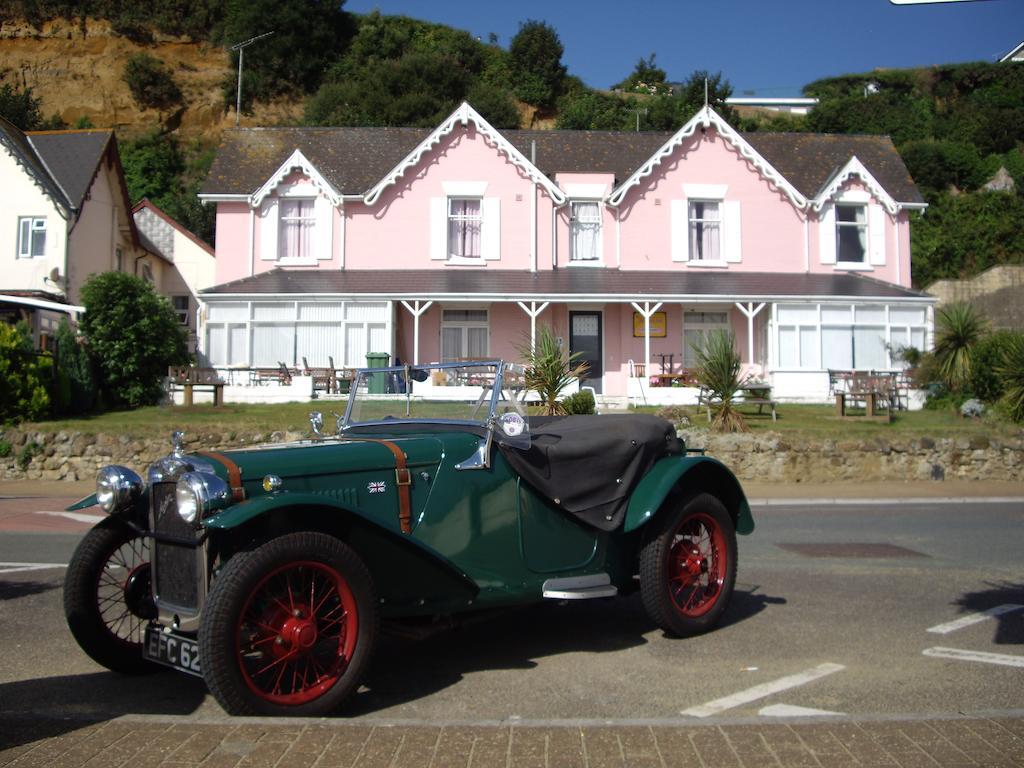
left=1, top=428, right=1021, bottom=484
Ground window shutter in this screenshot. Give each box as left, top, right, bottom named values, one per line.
left=723, top=200, right=742, bottom=263
left=818, top=204, right=836, bottom=265
left=430, top=197, right=446, bottom=260
left=869, top=204, right=886, bottom=266
left=315, top=196, right=334, bottom=260
left=259, top=198, right=279, bottom=261
left=670, top=199, right=688, bottom=262
left=482, top=197, right=500, bottom=261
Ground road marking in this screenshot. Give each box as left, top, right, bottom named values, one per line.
left=0, top=562, right=68, bottom=574
left=927, top=604, right=1024, bottom=635
left=759, top=704, right=845, bottom=717
left=923, top=647, right=1024, bottom=668
left=36, top=511, right=104, bottom=524
left=681, top=663, right=845, bottom=718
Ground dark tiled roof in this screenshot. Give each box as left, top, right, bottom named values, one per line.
left=202, top=268, right=930, bottom=301
left=0, top=116, right=71, bottom=209
left=742, top=132, right=925, bottom=205
left=27, top=130, right=114, bottom=209
left=202, top=122, right=922, bottom=205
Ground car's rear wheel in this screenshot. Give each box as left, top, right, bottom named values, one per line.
left=639, top=493, right=737, bottom=637
left=199, top=531, right=378, bottom=716
left=63, top=517, right=158, bottom=674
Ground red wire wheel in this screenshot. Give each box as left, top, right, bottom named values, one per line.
left=640, top=493, right=737, bottom=637
left=200, top=532, right=378, bottom=716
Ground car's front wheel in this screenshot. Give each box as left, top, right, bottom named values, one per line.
left=199, top=531, right=378, bottom=716
left=63, top=517, right=158, bottom=674
left=639, top=493, right=737, bottom=637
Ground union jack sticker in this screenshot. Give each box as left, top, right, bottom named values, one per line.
left=367, top=480, right=386, bottom=494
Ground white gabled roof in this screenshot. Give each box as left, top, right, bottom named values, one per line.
left=812, top=156, right=900, bottom=215
left=362, top=102, right=567, bottom=206
left=607, top=105, right=808, bottom=209
left=251, top=148, right=343, bottom=207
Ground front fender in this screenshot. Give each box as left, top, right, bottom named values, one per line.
left=624, top=455, right=754, bottom=535
left=66, top=493, right=98, bottom=511
left=203, top=492, right=480, bottom=616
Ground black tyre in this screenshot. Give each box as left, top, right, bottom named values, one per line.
left=199, top=532, right=378, bottom=716
left=63, top=517, right=158, bottom=674
left=639, top=493, right=737, bottom=637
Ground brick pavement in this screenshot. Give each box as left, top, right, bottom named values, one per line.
left=1, top=714, right=1023, bottom=767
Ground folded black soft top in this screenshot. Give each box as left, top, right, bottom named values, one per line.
left=498, top=414, right=682, bottom=531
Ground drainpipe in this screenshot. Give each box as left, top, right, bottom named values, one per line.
left=530, top=141, right=537, bottom=273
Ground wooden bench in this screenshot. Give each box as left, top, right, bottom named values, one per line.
left=699, top=384, right=777, bottom=421
left=168, top=366, right=226, bottom=406
left=834, top=372, right=899, bottom=421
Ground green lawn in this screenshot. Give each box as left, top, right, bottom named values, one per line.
left=17, top=398, right=1020, bottom=442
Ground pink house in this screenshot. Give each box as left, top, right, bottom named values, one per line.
left=198, top=103, right=932, bottom=402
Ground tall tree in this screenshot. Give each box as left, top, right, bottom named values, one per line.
left=614, top=54, right=671, bottom=95
left=509, top=19, right=566, bottom=109
left=676, top=69, right=737, bottom=123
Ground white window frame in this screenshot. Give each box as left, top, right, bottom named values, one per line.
left=569, top=201, right=602, bottom=264
left=447, top=198, right=483, bottom=261
left=440, top=308, right=489, bottom=362
left=682, top=309, right=731, bottom=369
left=172, top=295, right=190, bottom=326
left=687, top=200, right=722, bottom=264
left=278, top=198, right=317, bottom=262
left=835, top=203, right=868, bottom=267
left=17, top=216, right=46, bottom=259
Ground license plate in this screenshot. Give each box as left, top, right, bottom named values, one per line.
left=144, top=626, right=202, bottom=677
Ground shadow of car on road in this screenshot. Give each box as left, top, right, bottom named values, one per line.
left=953, top=581, right=1024, bottom=645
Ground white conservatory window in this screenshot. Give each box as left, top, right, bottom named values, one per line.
left=440, top=309, right=488, bottom=362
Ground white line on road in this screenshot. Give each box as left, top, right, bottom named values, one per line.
left=36, top=511, right=104, bottom=524
left=0, top=562, right=67, bottom=574
left=923, top=647, right=1024, bottom=668
left=759, top=704, right=845, bottom=717
left=681, top=663, right=845, bottom=718
left=927, top=605, right=1024, bottom=635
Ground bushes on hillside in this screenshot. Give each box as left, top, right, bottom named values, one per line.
left=0, top=322, right=50, bottom=424
left=123, top=53, right=182, bottom=111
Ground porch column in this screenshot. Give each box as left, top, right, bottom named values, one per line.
left=399, top=300, right=433, bottom=364
left=516, top=300, right=550, bottom=352
left=631, top=301, right=663, bottom=378
left=735, top=301, right=766, bottom=369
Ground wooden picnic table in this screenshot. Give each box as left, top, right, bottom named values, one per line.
left=168, top=366, right=226, bottom=406
left=699, top=382, right=777, bottom=421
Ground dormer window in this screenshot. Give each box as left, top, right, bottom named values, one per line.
left=279, top=199, right=316, bottom=260
left=448, top=198, right=482, bottom=259
left=836, top=204, right=867, bottom=264
left=570, top=201, right=602, bottom=263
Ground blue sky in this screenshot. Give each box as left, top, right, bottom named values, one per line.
left=344, top=0, right=1024, bottom=95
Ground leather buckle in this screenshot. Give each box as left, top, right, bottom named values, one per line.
left=395, top=467, right=412, bottom=486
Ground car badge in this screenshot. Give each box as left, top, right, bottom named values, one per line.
left=500, top=412, right=525, bottom=437
left=367, top=480, right=386, bottom=494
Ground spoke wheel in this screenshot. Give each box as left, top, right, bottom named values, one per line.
left=200, top=532, right=377, bottom=716
left=639, top=493, right=737, bottom=637
left=64, top=517, right=158, bottom=674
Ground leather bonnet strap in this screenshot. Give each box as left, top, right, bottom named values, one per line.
left=340, top=438, right=413, bottom=534
left=197, top=451, right=246, bottom=502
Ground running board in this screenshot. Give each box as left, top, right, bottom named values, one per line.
left=542, top=573, right=618, bottom=600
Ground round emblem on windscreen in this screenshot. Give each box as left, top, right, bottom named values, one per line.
left=500, top=412, right=525, bottom=437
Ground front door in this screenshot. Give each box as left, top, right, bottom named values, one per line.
left=569, top=311, right=602, bottom=394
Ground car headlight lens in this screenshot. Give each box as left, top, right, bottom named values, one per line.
left=175, top=472, right=232, bottom=524
left=96, top=466, right=144, bottom=514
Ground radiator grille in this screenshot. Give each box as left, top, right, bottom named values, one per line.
left=151, top=482, right=201, bottom=610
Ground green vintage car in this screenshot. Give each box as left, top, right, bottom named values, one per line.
left=62, top=360, right=753, bottom=716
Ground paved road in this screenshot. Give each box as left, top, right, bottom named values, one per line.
left=1, top=493, right=1022, bottom=765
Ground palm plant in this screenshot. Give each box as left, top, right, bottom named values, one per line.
left=996, top=332, right=1024, bottom=423
left=517, top=324, right=589, bottom=415
left=932, top=302, right=988, bottom=394
left=694, top=329, right=748, bottom=433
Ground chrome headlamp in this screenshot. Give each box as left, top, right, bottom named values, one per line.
left=95, top=466, right=144, bottom=514
left=175, top=471, right=232, bottom=525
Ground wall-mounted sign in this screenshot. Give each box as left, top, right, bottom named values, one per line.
left=633, top=311, right=667, bottom=338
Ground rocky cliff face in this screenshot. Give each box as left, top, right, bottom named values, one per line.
left=0, top=17, right=303, bottom=138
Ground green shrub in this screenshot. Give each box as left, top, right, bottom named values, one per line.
left=0, top=322, right=51, bottom=423
left=694, top=329, right=747, bottom=433
left=16, top=442, right=41, bottom=471
left=969, top=330, right=1023, bottom=403
left=53, top=318, right=97, bottom=416
left=517, top=325, right=589, bottom=416
left=996, top=333, right=1024, bottom=423
left=0, top=440, right=11, bottom=458
left=561, top=389, right=596, bottom=415
left=123, top=53, right=182, bottom=110
left=932, top=302, right=988, bottom=394
left=79, top=272, right=190, bottom=409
